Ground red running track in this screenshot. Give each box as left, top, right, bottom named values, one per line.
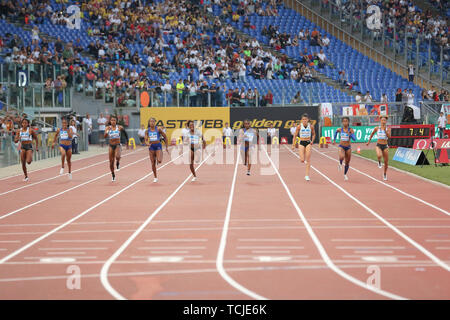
left=0, top=145, right=448, bottom=299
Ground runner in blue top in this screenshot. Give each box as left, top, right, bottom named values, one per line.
left=239, top=119, right=259, bottom=176
left=52, top=118, right=74, bottom=180
left=104, top=115, right=123, bottom=182
left=14, top=118, right=38, bottom=182
left=332, top=117, right=356, bottom=181
left=292, top=113, right=316, bottom=181
left=366, top=115, right=391, bottom=180
left=187, top=120, right=206, bottom=182
left=145, top=117, right=169, bottom=183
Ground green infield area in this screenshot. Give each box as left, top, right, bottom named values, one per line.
left=355, top=149, right=450, bottom=186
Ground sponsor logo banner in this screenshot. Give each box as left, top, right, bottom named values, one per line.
left=230, top=106, right=319, bottom=142
left=322, top=126, right=377, bottom=143
left=413, top=138, right=450, bottom=150
left=393, top=147, right=429, bottom=165
left=140, top=107, right=230, bottom=143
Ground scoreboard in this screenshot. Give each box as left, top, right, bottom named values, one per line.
left=389, top=124, right=434, bottom=148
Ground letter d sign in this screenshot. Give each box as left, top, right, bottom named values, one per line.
left=17, top=71, right=27, bottom=87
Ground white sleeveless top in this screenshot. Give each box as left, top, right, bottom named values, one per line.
left=299, top=123, right=311, bottom=139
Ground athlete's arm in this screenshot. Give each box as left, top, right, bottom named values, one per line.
left=52, top=128, right=60, bottom=149
left=386, top=127, right=391, bottom=139
left=32, top=129, right=39, bottom=152
left=159, top=128, right=169, bottom=152
left=366, top=127, right=378, bottom=145
left=14, top=129, right=20, bottom=143
left=144, top=129, right=149, bottom=146
left=104, top=126, right=110, bottom=138
left=292, top=126, right=299, bottom=149
left=333, top=128, right=341, bottom=144
left=349, top=128, right=356, bottom=142
left=310, top=125, right=316, bottom=145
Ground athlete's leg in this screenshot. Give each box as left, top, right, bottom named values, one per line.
left=190, top=149, right=196, bottom=177
left=66, top=148, right=72, bottom=174
left=382, top=147, right=389, bottom=176
left=338, top=146, right=345, bottom=165
left=59, top=147, right=66, bottom=169
left=149, top=150, right=157, bottom=178
left=375, top=146, right=383, bottom=166
left=26, top=149, right=33, bottom=165
left=344, top=148, right=352, bottom=176
left=109, top=147, right=115, bottom=174
left=20, top=149, right=27, bottom=178
left=305, top=144, right=312, bottom=177
left=298, top=144, right=306, bottom=163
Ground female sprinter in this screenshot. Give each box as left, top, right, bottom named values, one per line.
left=332, top=117, right=356, bottom=181
left=14, top=118, right=38, bottom=181
left=366, top=115, right=390, bottom=181
left=292, top=113, right=316, bottom=181
left=240, top=119, right=258, bottom=176
left=52, top=118, right=74, bottom=180
left=145, top=117, right=169, bottom=183
left=187, top=120, right=206, bottom=182
left=105, top=115, right=123, bottom=182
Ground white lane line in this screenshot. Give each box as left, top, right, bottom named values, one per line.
left=0, top=155, right=149, bottom=221
left=38, top=247, right=108, bottom=251
left=2, top=224, right=450, bottom=236
left=343, top=255, right=416, bottom=258
left=236, top=254, right=307, bottom=258
left=251, top=250, right=291, bottom=253
left=100, top=153, right=212, bottom=300
left=426, top=239, right=450, bottom=242
left=3, top=262, right=449, bottom=283
left=287, top=146, right=450, bottom=273
left=216, top=149, right=267, bottom=301
left=239, top=239, right=301, bottom=242
left=46, top=252, right=85, bottom=255
left=51, top=239, right=115, bottom=243
left=0, top=153, right=183, bottom=265
left=436, top=247, right=450, bottom=250
left=137, top=246, right=206, bottom=250
left=237, top=246, right=304, bottom=249
left=336, top=246, right=405, bottom=250
left=275, top=146, right=406, bottom=300
left=0, top=240, right=20, bottom=243
left=0, top=249, right=6, bottom=251
left=331, top=239, right=394, bottom=242
left=144, top=239, right=208, bottom=242
left=0, top=148, right=137, bottom=181
left=313, top=147, right=450, bottom=216
left=354, top=251, right=394, bottom=254
left=0, top=149, right=144, bottom=196
left=149, top=251, right=190, bottom=254
left=24, top=256, right=96, bottom=260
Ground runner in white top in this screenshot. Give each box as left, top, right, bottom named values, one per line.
left=292, top=113, right=316, bottom=181
left=239, top=119, right=259, bottom=176
left=366, top=115, right=391, bottom=180
left=187, top=120, right=206, bottom=181
left=14, top=118, right=38, bottom=181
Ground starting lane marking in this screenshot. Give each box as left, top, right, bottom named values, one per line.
left=39, top=257, right=76, bottom=263
left=51, top=239, right=115, bottom=243
left=331, top=239, right=394, bottom=242
left=147, top=256, right=184, bottom=263
left=239, top=238, right=301, bottom=242
left=144, top=239, right=208, bottom=242
left=336, top=246, right=405, bottom=250
left=361, top=256, right=399, bottom=262
left=253, top=256, right=293, bottom=262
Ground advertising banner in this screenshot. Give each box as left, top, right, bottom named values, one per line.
left=140, top=107, right=230, bottom=144
left=321, top=126, right=377, bottom=143
left=229, top=106, right=319, bottom=142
